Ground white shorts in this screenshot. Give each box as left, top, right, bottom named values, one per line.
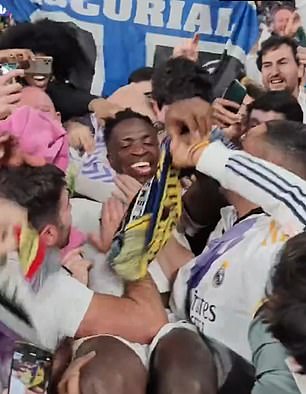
left=72, top=321, right=196, bottom=368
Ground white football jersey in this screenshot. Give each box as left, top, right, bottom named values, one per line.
left=170, top=206, right=288, bottom=361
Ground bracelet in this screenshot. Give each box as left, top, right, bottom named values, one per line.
left=188, top=140, right=210, bottom=164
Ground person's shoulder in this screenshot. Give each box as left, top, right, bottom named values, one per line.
left=249, top=316, right=300, bottom=394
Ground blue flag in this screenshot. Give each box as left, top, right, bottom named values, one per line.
left=1, top=0, right=259, bottom=97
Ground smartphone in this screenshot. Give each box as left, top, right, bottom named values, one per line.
left=223, top=79, right=247, bottom=113
left=24, top=56, right=53, bottom=76
left=0, top=62, right=18, bottom=75
left=8, top=341, right=53, bottom=394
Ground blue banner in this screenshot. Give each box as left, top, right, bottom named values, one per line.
left=1, top=1, right=259, bottom=96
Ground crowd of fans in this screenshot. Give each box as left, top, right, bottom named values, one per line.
left=1, top=1, right=306, bottom=393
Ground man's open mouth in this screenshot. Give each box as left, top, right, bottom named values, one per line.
left=131, top=161, right=152, bottom=176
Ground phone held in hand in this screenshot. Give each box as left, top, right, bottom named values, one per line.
left=24, top=56, right=53, bottom=76
left=8, top=341, right=53, bottom=394
left=222, top=79, right=247, bottom=113
left=0, top=62, right=18, bottom=76
left=0, top=56, right=53, bottom=77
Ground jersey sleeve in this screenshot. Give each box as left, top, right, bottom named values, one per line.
left=196, top=141, right=306, bottom=236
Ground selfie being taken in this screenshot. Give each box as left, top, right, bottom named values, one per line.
left=1, top=0, right=306, bottom=393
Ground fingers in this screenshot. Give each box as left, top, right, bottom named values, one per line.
left=215, top=98, right=240, bottom=110
left=58, top=352, right=96, bottom=394
left=74, top=351, right=96, bottom=368
left=0, top=49, right=36, bottom=62
left=166, top=98, right=212, bottom=140
left=67, top=123, right=96, bottom=154
left=90, top=98, right=123, bottom=120
left=0, top=69, right=25, bottom=85
left=167, top=114, right=198, bottom=139
left=173, top=34, right=199, bottom=62
left=5, top=92, right=21, bottom=105
left=195, top=107, right=212, bottom=138
left=63, top=375, right=80, bottom=394
left=212, top=98, right=241, bottom=127
left=81, top=134, right=95, bottom=154
left=113, top=174, right=141, bottom=205
left=1, top=82, right=23, bottom=96
left=192, top=33, right=200, bottom=46
left=297, top=46, right=306, bottom=65
left=0, top=73, right=23, bottom=119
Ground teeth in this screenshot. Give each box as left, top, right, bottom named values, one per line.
left=33, top=75, right=46, bottom=81
left=271, top=79, right=283, bottom=84
left=131, top=162, right=150, bottom=168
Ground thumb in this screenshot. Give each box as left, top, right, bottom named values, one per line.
left=73, top=351, right=96, bottom=371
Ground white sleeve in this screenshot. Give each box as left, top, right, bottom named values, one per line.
left=169, top=258, right=196, bottom=320
left=196, top=141, right=306, bottom=236
left=0, top=253, right=93, bottom=351
left=29, top=270, right=93, bottom=350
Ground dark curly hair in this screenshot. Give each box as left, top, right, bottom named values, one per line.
left=0, top=19, right=90, bottom=81
left=151, top=56, right=212, bottom=110
left=104, top=109, right=154, bottom=146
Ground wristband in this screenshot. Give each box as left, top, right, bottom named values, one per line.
left=188, top=140, right=210, bottom=165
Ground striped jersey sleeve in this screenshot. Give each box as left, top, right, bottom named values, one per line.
left=196, top=141, right=306, bottom=236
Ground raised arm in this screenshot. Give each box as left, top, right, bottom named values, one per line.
left=76, top=275, right=167, bottom=344
left=195, top=141, right=306, bottom=236
left=165, top=98, right=306, bottom=236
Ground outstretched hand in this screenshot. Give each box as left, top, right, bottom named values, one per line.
left=172, top=33, right=200, bottom=62
left=285, top=11, right=302, bottom=38
left=89, top=197, right=126, bottom=253
left=0, top=199, right=27, bottom=259
left=165, top=97, right=212, bottom=168
left=0, top=69, right=25, bottom=120
left=57, top=351, right=96, bottom=394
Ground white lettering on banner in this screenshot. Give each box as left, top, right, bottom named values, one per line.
left=44, top=0, right=67, bottom=7
left=166, top=0, right=184, bottom=30
left=103, top=0, right=132, bottom=22
left=71, top=0, right=100, bottom=17
left=0, top=5, right=7, bottom=15
left=215, top=8, right=233, bottom=36
left=35, top=0, right=234, bottom=38
left=134, top=0, right=165, bottom=27
left=184, top=4, right=213, bottom=34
